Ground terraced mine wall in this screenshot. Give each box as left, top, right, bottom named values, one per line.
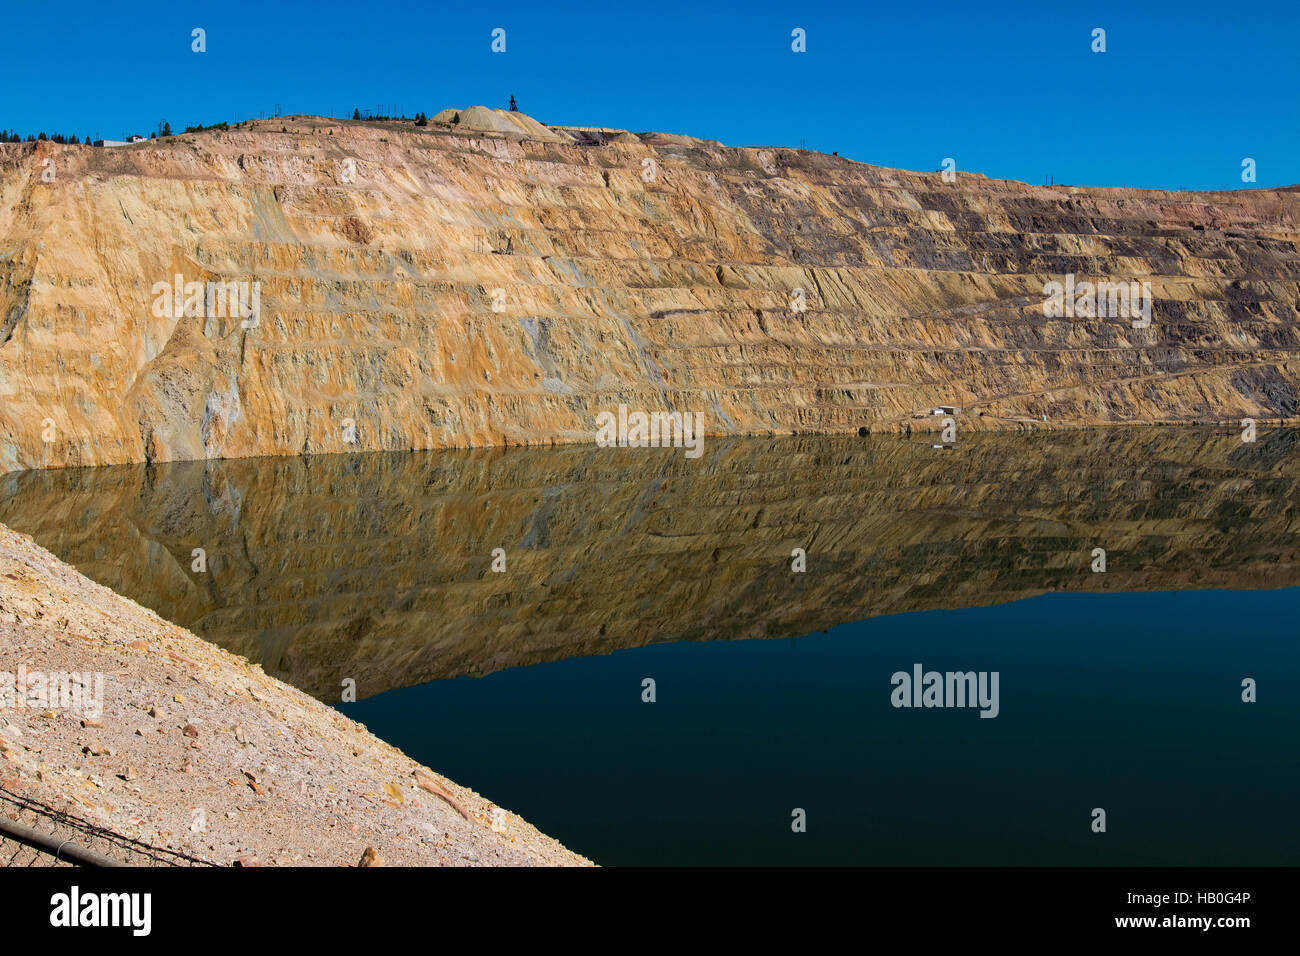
left=2, top=115, right=1299, bottom=473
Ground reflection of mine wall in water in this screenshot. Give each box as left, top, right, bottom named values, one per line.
left=1, top=429, right=1297, bottom=701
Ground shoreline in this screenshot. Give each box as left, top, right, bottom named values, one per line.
left=3, top=417, right=1292, bottom=477
left=0, top=522, right=592, bottom=867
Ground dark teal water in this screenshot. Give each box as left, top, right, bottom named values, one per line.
left=3, top=430, right=1297, bottom=865
left=341, top=587, right=1299, bottom=866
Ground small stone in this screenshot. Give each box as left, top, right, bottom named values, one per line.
left=119, top=767, right=137, bottom=781
left=414, top=770, right=470, bottom=820
left=146, top=705, right=165, bottom=719
left=182, top=724, right=199, bottom=739
left=357, top=847, right=383, bottom=867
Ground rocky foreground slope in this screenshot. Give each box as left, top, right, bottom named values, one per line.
left=2, top=111, right=1299, bottom=473
left=0, top=522, right=590, bottom=865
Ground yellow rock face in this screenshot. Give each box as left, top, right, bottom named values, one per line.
left=1, top=116, right=1298, bottom=473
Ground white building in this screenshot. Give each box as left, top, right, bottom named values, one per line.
left=93, top=135, right=145, bottom=148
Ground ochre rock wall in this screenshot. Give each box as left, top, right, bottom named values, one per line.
left=2, top=116, right=1299, bottom=473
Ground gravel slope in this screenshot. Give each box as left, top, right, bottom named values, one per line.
left=0, top=522, right=591, bottom=866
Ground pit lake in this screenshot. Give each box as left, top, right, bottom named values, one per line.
left=3, top=429, right=1297, bottom=864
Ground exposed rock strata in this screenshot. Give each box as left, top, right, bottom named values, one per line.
left=0, top=522, right=591, bottom=866
left=2, top=115, right=1299, bottom=473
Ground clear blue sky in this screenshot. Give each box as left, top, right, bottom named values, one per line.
left=2, top=0, right=1296, bottom=190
